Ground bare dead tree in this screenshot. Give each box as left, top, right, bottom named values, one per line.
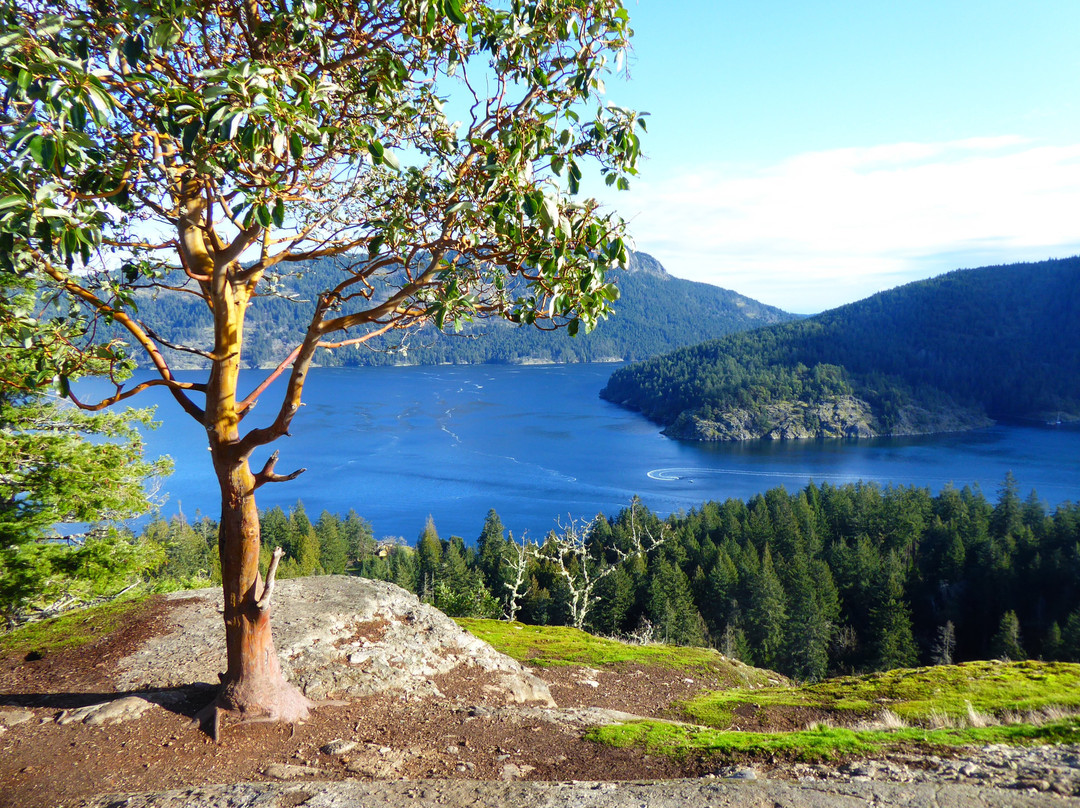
left=502, top=530, right=534, bottom=622
left=547, top=505, right=667, bottom=631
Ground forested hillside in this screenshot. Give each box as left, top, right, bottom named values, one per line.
left=601, top=257, right=1080, bottom=439
left=141, top=477, right=1080, bottom=682
left=128, top=252, right=795, bottom=368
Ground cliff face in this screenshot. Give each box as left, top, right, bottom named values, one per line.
left=662, top=395, right=992, bottom=442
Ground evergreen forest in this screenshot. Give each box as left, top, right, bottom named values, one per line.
left=133, top=475, right=1080, bottom=683
left=119, top=251, right=795, bottom=369
left=601, top=257, right=1080, bottom=432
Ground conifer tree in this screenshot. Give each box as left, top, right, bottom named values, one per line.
left=416, top=517, right=443, bottom=599
left=315, top=511, right=348, bottom=575
left=990, top=610, right=1026, bottom=660
left=869, top=554, right=918, bottom=670
left=646, top=556, right=706, bottom=646
left=745, top=546, right=787, bottom=670
left=476, top=509, right=508, bottom=592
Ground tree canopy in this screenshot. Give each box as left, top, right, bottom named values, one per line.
left=0, top=0, right=645, bottom=729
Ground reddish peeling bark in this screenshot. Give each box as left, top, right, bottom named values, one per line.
left=210, top=459, right=312, bottom=724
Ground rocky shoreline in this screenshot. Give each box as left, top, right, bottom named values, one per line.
left=663, top=395, right=993, bottom=442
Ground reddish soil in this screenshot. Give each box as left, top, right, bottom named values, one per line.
left=0, top=597, right=729, bottom=808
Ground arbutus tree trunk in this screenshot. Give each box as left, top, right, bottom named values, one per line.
left=195, top=246, right=316, bottom=732
left=210, top=456, right=312, bottom=726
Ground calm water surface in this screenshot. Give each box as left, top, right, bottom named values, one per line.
left=86, top=364, right=1080, bottom=541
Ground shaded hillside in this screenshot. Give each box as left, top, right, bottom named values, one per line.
left=601, top=257, right=1080, bottom=439
left=128, top=252, right=796, bottom=368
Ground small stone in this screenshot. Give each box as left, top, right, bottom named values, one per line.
left=960, top=763, right=979, bottom=776
left=0, top=710, right=34, bottom=728
left=321, top=739, right=357, bottom=756
left=264, top=763, right=323, bottom=779
left=56, top=696, right=153, bottom=727
left=1051, top=780, right=1075, bottom=795
left=446, top=745, right=459, bottom=755
left=500, top=763, right=535, bottom=781
left=725, top=767, right=757, bottom=781
left=345, top=760, right=376, bottom=776
left=1021, top=779, right=1052, bottom=792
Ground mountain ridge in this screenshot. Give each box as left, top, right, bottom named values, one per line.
left=123, top=251, right=797, bottom=369
left=601, top=256, right=1080, bottom=440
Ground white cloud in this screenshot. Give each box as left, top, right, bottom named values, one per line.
left=609, top=137, right=1080, bottom=312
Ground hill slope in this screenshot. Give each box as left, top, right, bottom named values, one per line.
left=129, top=252, right=796, bottom=369
left=601, top=257, right=1080, bottom=440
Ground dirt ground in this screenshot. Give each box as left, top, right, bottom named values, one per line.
left=0, top=596, right=738, bottom=808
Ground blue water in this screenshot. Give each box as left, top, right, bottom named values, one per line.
left=79, top=364, right=1080, bottom=542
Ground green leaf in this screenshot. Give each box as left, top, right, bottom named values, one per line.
left=182, top=121, right=201, bottom=154
left=271, top=197, right=285, bottom=228
left=255, top=203, right=272, bottom=228
left=289, top=132, right=304, bottom=159
left=444, top=0, right=468, bottom=25
left=0, top=194, right=26, bottom=212
left=540, top=196, right=559, bottom=229
left=123, top=34, right=144, bottom=65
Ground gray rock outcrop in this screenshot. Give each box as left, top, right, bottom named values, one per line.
left=113, top=576, right=553, bottom=706
left=664, top=395, right=992, bottom=442
left=78, top=777, right=1078, bottom=808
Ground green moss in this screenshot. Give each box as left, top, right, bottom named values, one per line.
left=456, top=618, right=776, bottom=686
left=589, top=660, right=1080, bottom=762
left=589, top=716, right=1080, bottom=761
left=683, top=660, right=1080, bottom=728
left=0, top=595, right=146, bottom=653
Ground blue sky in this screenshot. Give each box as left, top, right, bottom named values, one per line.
left=590, top=0, right=1080, bottom=312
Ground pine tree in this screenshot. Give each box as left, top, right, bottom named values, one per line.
left=315, top=511, right=349, bottom=575
left=931, top=621, right=957, bottom=665
left=990, top=610, right=1026, bottom=660
left=869, top=554, right=918, bottom=670
left=782, top=553, right=831, bottom=681
left=745, top=546, right=787, bottom=670
left=416, top=516, right=442, bottom=599
left=341, top=510, right=375, bottom=566
left=476, top=509, right=508, bottom=592
left=646, top=556, right=707, bottom=646
left=1042, top=621, right=1063, bottom=661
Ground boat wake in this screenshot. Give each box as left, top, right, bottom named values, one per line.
left=647, top=467, right=863, bottom=483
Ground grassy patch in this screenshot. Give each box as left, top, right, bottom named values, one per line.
left=456, top=618, right=777, bottom=686
left=589, top=660, right=1080, bottom=762
left=0, top=595, right=147, bottom=653
left=683, top=660, right=1080, bottom=728
left=588, top=716, right=1080, bottom=761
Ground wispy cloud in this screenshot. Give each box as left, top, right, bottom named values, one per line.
left=610, top=137, right=1080, bottom=312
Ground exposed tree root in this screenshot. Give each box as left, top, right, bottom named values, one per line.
left=190, top=703, right=223, bottom=743
left=190, top=685, right=321, bottom=742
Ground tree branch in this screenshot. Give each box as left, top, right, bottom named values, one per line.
left=252, top=451, right=306, bottom=490
left=256, top=546, right=285, bottom=611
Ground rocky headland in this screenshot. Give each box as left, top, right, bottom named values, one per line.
left=663, top=395, right=993, bottom=442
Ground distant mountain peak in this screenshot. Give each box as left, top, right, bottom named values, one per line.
left=627, top=251, right=669, bottom=278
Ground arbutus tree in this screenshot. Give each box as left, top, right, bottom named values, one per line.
left=0, top=0, right=643, bottom=734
